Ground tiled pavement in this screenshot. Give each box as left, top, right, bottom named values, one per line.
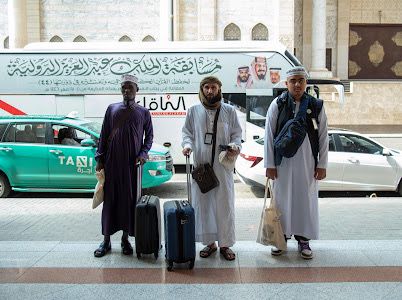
left=1, top=196, right=402, bottom=299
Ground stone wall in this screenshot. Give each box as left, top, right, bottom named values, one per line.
left=39, top=0, right=159, bottom=42
left=349, top=0, right=402, bottom=23
left=177, top=0, right=197, bottom=41
left=216, top=0, right=279, bottom=42
left=325, top=82, right=402, bottom=125
left=278, top=0, right=294, bottom=51
left=27, top=0, right=40, bottom=44
left=294, top=0, right=303, bottom=60
left=0, top=0, right=8, bottom=48
left=326, top=0, right=337, bottom=74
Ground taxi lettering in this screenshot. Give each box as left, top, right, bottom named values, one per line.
left=58, top=155, right=93, bottom=168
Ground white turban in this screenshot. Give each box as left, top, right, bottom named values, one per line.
left=286, top=66, right=309, bottom=79
left=121, top=74, right=138, bottom=85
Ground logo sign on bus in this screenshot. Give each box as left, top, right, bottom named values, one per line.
left=137, top=94, right=199, bottom=117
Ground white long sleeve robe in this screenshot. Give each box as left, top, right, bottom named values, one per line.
left=264, top=97, right=328, bottom=240
left=182, top=102, right=242, bottom=247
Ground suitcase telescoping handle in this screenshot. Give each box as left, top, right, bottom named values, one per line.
left=136, top=161, right=142, bottom=201
left=186, top=155, right=192, bottom=204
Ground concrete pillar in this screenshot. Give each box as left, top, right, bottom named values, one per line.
left=8, top=0, right=27, bottom=48
left=310, top=0, right=332, bottom=78
left=197, top=0, right=216, bottom=41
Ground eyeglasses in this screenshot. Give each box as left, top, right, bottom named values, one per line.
left=288, top=78, right=306, bottom=85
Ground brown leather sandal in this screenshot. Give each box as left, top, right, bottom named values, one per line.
left=199, top=244, right=217, bottom=258
left=220, top=247, right=236, bottom=261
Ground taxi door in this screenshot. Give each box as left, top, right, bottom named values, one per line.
left=48, top=125, right=97, bottom=189
left=0, top=122, right=49, bottom=187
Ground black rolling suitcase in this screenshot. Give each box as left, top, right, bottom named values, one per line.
left=163, top=155, right=195, bottom=271
left=135, top=163, right=162, bottom=259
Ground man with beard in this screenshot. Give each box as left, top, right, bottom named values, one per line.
left=94, top=74, right=153, bottom=258
left=182, top=76, right=242, bottom=261
left=269, top=67, right=281, bottom=84
left=236, top=66, right=253, bottom=88
left=251, top=56, right=269, bottom=88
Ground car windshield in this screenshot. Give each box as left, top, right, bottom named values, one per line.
left=80, top=121, right=102, bottom=135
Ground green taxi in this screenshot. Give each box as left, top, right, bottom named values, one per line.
left=0, top=115, right=173, bottom=197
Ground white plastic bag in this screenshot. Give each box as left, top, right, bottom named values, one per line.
left=92, top=169, right=105, bottom=209
left=256, top=179, right=287, bottom=251
left=218, top=143, right=240, bottom=171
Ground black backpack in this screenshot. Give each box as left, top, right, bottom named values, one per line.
left=274, top=91, right=323, bottom=167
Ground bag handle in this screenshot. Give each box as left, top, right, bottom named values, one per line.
left=264, top=178, right=276, bottom=209
left=186, top=155, right=192, bottom=204
left=210, top=108, right=221, bottom=166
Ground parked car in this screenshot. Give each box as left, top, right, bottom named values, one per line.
left=0, top=115, right=173, bottom=198
left=235, top=129, right=402, bottom=195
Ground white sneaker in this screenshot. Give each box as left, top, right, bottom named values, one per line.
left=271, top=247, right=284, bottom=256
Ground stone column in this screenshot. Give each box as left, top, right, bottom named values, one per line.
left=197, top=0, right=216, bottom=41
left=310, top=0, right=332, bottom=78
left=8, top=0, right=27, bottom=48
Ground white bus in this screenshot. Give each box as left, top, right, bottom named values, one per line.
left=0, top=41, right=344, bottom=165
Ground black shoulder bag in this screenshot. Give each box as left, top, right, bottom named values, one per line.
left=191, top=108, right=220, bottom=194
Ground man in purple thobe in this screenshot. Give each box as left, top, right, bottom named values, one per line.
left=94, top=74, right=153, bottom=257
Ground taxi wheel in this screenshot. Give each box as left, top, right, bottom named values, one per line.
left=0, top=174, right=11, bottom=198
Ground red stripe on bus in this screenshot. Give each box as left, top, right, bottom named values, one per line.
left=0, top=100, right=27, bottom=115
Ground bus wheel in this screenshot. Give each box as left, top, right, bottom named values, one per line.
left=0, top=174, right=11, bottom=198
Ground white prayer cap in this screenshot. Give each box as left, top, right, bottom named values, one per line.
left=286, top=66, right=309, bottom=78
left=121, top=74, right=138, bottom=85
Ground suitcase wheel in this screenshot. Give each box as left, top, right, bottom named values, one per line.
left=167, top=261, right=173, bottom=272
left=136, top=252, right=141, bottom=259
left=189, top=260, right=195, bottom=270
left=154, top=252, right=158, bottom=260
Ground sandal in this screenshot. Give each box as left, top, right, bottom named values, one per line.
left=94, top=241, right=111, bottom=258
left=220, top=247, right=236, bottom=261
left=199, top=244, right=217, bottom=258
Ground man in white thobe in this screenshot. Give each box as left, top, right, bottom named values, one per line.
left=264, top=66, right=329, bottom=259
left=182, top=76, right=242, bottom=261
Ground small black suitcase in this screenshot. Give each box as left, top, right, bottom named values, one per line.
left=135, top=163, right=161, bottom=259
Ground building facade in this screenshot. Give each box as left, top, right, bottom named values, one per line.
left=1, top=0, right=402, bottom=127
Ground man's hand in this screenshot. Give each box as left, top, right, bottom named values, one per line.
left=266, top=168, right=277, bottom=179
left=314, top=168, right=326, bottom=180
left=96, top=161, right=104, bottom=172
left=136, top=157, right=147, bottom=165
left=182, top=147, right=192, bottom=156
left=226, top=147, right=240, bottom=157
